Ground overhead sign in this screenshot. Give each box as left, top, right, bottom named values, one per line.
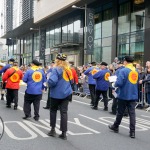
left=86, top=9, right=94, bottom=55
left=40, top=29, right=46, bottom=60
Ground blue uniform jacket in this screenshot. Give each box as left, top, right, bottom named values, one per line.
left=93, top=69, right=111, bottom=91
left=23, top=67, right=46, bottom=95
left=0, top=64, right=12, bottom=74
left=115, top=67, right=139, bottom=100
left=48, top=67, right=72, bottom=99
left=84, top=66, right=99, bottom=85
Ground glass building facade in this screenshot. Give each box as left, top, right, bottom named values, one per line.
left=2, top=0, right=150, bottom=66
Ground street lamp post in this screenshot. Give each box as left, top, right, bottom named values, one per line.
left=30, top=27, right=46, bottom=66
left=72, top=4, right=87, bottom=65
left=72, top=4, right=94, bottom=64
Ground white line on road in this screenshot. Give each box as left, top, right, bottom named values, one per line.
left=141, top=115, right=150, bottom=119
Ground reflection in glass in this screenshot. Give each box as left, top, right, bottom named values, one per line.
left=102, top=20, right=112, bottom=38
left=118, top=15, right=130, bottom=34
left=94, top=23, right=101, bottom=39
left=46, top=28, right=50, bottom=48
left=74, top=20, right=81, bottom=43
left=118, top=44, right=129, bottom=59
left=68, top=20, right=73, bottom=43
left=102, top=47, right=111, bottom=64
left=50, top=29, right=54, bottom=48
left=131, top=10, right=145, bottom=32
left=130, top=42, right=144, bottom=64
left=62, top=21, right=67, bottom=43
left=55, top=25, right=61, bottom=45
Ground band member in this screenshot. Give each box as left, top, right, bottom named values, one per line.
left=22, top=59, right=46, bottom=121
left=84, top=62, right=99, bottom=106
left=109, top=56, right=139, bottom=138
left=0, top=62, right=6, bottom=100
left=0, top=58, right=15, bottom=100
left=47, top=53, right=72, bottom=140
left=2, top=61, right=23, bottom=109
left=92, top=62, right=110, bottom=110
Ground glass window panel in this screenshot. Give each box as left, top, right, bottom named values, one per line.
left=54, top=24, right=61, bottom=45
left=130, top=31, right=144, bottom=43
left=74, top=19, right=81, bottom=43
left=46, top=27, right=50, bottom=48
left=102, top=20, right=112, bottom=37
left=102, top=37, right=112, bottom=47
left=68, top=21, right=73, bottom=43
left=118, top=15, right=130, bottom=34
left=131, top=10, right=145, bottom=32
left=118, top=33, right=130, bottom=44
left=50, top=28, right=54, bottom=48
left=94, top=23, right=101, bottom=39
left=94, top=39, right=101, bottom=48
left=103, top=9, right=112, bottom=21
left=62, top=21, right=68, bottom=43
left=102, top=47, right=111, bottom=64
left=118, top=43, right=129, bottom=59
left=93, top=47, right=101, bottom=62
left=94, top=13, right=102, bottom=24
left=130, top=42, right=144, bottom=64
left=119, top=2, right=130, bottom=16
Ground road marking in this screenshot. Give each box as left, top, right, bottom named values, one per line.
left=23, top=120, right=49, bottom=137
left=99, top=117, right=148, bottom=131
left=141, top=115, right=150, bottom=119
left=79, top=114, right=109, bottom=126
left=4, top=121, right=37, bottom=140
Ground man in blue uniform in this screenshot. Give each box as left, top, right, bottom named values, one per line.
left=84, top=62, right=99, bottom=106
left=22, top=59, right=46, bottom=121
left=92, top=62, right=110, bottom=110
left=108, top=56, right=139, bottom=138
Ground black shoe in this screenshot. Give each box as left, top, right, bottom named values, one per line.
left=43, top=106, right=50, bottom=109
left=103, top=107, right=108, bottom=111
left=130, top=132, right=135, bottom=138
left=6, top=105, right=11, bottom=108
left=92, top=106, right=98, bottom=110
left=108, top=125, right=119, bottom=133
left=59, top=132, right=67, bottom=140
left=14, top=106, right=17, bottom=110
left=47, top=129, right=56, bottom=137
left=33, top=116, right=39, bottom=121
left=22, top=115, right=30, bottom=120
left=1, top=97, right=4, bottom=100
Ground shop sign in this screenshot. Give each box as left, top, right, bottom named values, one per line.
left=40, top=29, right=46, bottom=59
left=86, top=9, right=94, bottom=54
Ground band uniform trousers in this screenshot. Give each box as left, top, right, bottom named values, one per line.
left=94, top=90, right=108, bottom=109
left=111, top=97, right=129, bottom=115
left=89, top=84, right=96, bottom=105
left=50, top=95, right=71, bottom=132
left=6, top=88, right=18, bottom=107
left=23, top=92, right=42, bottom=118
left=113, top=100, right=136, bottom=132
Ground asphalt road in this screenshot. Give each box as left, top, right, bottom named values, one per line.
left=0, top=86, right=150, bottom=150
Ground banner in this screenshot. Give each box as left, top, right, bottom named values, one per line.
left=86, top=9, right=94, bottom=55
left=40, top=29, right=46, bottom=59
